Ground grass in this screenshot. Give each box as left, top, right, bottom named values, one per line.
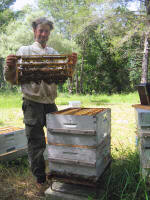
left=0, top=91, right=140, bottom=127
left=0, top=91, right=148, bottom=200
left=56, top=91, right=140, bottom=106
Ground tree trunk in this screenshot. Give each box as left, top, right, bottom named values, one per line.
left=68, top=78, right=73, bottom=94
left=140, top=0, right=150, bottom=83
left=141, top=32, right=149, bottom=83
left=75, top=70, right=79, bottom=94
left=80, top=55, right=84, bottom=93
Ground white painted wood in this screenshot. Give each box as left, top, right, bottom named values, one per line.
left=14, top=130, right=27, bottom=148
left=0, top=147, right=27, bottom=161
left=135, top=108, right=150, bottom=129
left=136, top=136, right=150, bottom=178
left=134, top=108, right=150, bottom=179
left=46, top=114, right=96, bottom=131
left=48, top=133, right=97, bottom=146
left=46, top=108, right=111, bottom=181
left=0, top=129, right=27, bottom=155
left=96, top=109, right=111, bottom=145
left=49, top=162, right=97, bottom=178
left=48, top=145, right=96, bottom=163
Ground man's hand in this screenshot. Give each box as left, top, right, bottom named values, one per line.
left=71, top=53, right=77, bottom=65
left=6, top=55, right=17, bottom=68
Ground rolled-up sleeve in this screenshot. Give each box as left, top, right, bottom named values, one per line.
left=3, top=64, right=16, bottom=85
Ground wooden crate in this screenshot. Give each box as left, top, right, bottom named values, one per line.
left=0, top=127, right=27, bottom=155
left=46, top=108, right=111, bottom=182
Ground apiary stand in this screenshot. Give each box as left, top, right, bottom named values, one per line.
left=45, top=182, right=105, bottom=200
left=133, top=104, right=150, bottom=179
left=45, top=108, right=111, bottom=199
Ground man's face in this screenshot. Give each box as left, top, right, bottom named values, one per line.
left=34, top=24, right=51, bottom=47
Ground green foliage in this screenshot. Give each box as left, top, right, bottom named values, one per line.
left=0, top=0, right=16, bottom=11
left=71, top=4, right=146, bottom=94
left=38, top=0, right=97, bottom=37
left=0, top=0, right=18, bottom=88
left=48, top=32, right=79, bottom=54
left=0, top=1, right=20, bottom=32
left=76, top=24, right=134, bottom=94
left=0, top=9, right=15, bottom=28
left=0, top=0, right=147, bottom=94
left=0, top=20, right=33, bottom=58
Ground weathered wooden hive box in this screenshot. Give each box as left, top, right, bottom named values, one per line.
left=0, top=127, right=27, bottom=156
left=134, top=105, right=150, bottom=178
left=46, top=107, right=111, bottom=183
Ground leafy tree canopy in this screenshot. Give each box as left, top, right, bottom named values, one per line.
left=0, top=0, right=18, bottom=30
left=0, top=0, right=16, bottom=11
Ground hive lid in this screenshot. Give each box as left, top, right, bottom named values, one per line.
left=132, top=104, right=150, bottom=110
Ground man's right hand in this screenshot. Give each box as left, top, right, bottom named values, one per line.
left=6, top=55, right=17, bottom=68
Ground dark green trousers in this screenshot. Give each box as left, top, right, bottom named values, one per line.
left=22, top=98, right=57, bottom=184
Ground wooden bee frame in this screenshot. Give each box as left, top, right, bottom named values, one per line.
left=16, top=54, right=75, bottom=84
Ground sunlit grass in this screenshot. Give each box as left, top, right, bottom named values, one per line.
left=0, top=91, right=139, bottom=109
left=0, top=91, right=22, bottom=109
left=56, top=91, right=140, bottom=106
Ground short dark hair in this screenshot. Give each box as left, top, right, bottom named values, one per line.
left=32, top=17, right=54, bottom=30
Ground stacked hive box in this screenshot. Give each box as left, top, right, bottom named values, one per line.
left=134, top=105, right=150, bottom=178
left=46, top=108, right=111, bottom=184
left=0, top=127, right=27, bottom=160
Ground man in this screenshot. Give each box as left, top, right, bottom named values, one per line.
left=4, top=17, right=77, bottom=194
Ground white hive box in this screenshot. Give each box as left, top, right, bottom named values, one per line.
left=0, top=127, right=27, bottom=160
left=69, top=101, right=81, bottom=108
left=134, top=106, right=150, bottom=130
left=133, top=104, right=150, bottom=179
left=137, top=129, right=150, bottom=178
left=46, top=107, right=111, bottom=183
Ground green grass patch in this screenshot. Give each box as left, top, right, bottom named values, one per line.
left=56, top=91, right=140, bottom=106
left=0, top=91, right=22, bottom=109
left=0, top=91, right=140, bottom=109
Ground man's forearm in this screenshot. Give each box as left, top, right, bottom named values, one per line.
left=3, top=65, right=17, bottom=84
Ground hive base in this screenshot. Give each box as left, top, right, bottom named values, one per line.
left=45, top=182, right=103, bottom=200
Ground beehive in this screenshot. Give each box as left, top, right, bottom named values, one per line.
left=46, top=108, right=111, bottom=184
left=0, top=127, right=27, bottom=155
left=133, top=104, right=150, bottom=178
